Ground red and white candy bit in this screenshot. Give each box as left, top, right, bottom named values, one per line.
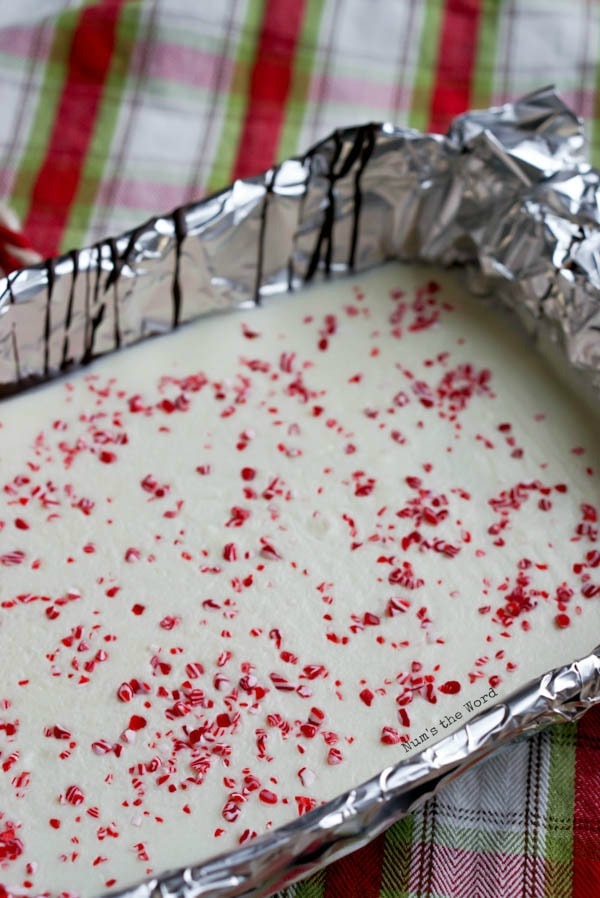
left=124, top=547, right=141, bottom=563
left=44, top=724, right=71, bottom=740
left=297, top=767, right=316, bottom=787
left=439, top=680, right=461, bottom=695
left=238, top=828, right=257, bottom=844
left=259, top=538, right=282, bottom=560
left=223, top=542, right=238, bottom=561
left=269, top=672, right=294, bottom=692
left=0, top=550, right=26, bottom=566
left=222, top=795, right=244, bottom=822
left=117, top=682, right=134, bottom=702
left=185, top=661, right=205, bottom=679
left=380, top=726, right=402, bottom=745
left=160, top=614, right=180, bottom=629
left=359, top=688, right=374, bottom=706
left=0, top=820, right=24, bottom=862
left=2, top=750, right=19, bottom=772
left=208, top=671, right=229, bottom=694
left=134, top=842, right=150, bottom=862
left=295, top=795, right=318, bottom=816
left=12, top=771, right=30, bottom=793
left=326, top=747, right=343, bottom=765
left=64, top=785, right=85, bottom=806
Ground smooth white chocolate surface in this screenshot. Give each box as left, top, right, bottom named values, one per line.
left=0, top=263, right=598, bottom=896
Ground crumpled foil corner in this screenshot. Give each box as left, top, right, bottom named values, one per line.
left=1, top=87, right=599, bottom=898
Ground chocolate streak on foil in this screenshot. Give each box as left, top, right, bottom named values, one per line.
left=254, top=168, right=273, bottom=306
left=60, top=249, right=79, bottom=372
left=82, top=246, right=106, bottom=366
left=108, top=239, right=123, bottom=349
left=0, top=87, right=599, bottom=898
left=304, top=131, right=344, bottom=282
left=43, top=257, right=55, bottom=378
left=348, top=126, right=376, bottom=271
left=172, top=208, right=188, bottom=325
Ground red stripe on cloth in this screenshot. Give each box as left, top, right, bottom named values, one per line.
left=0, top=222, right=36, bottom=253
left=23, top=2, right=127, bottom=258
left=232, top=0, right=306, bottom=182
left=323, top=834, right=386, bottom=898
left=427, top=0, right=482, bottom=134
left=573, top=707, right=600, bottom=898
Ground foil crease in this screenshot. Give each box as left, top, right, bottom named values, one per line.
left=0, top=86, right=599, bottom=897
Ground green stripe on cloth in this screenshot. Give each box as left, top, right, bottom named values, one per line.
left=205, top=0, right=265, bottom=195
left=470, top=0, right=502, bottom=110
left=60, top=1, right=143, bottom=252
left=277, top=0, right=326, bottom=161
left=543, top=724, right=576, bottom=898
left=9, top=11, right=74, bottom=223
left=380, top=814, right=414, bottom=897
left=408, top=0, right=445, bottom=133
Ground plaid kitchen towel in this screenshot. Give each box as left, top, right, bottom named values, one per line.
left=1, top=0, right=600, bottom=259
left=0, top=2, right=599, bottom=897
left=281, top=715, right=600, bottom=898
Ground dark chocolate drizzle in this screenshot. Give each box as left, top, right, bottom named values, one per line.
left=349, top=126, right=377, bottom=271
left=288, top=153, right=313, bottom=291
left=254, top=168, right=276, bottom=306
left=304, top=131, right=344, bottom=282
left=5, top=271, right=19, bottom=382
left=6, top=269, right=16, bottom=305
left=60, top=249, right=80, bottom=371
left=107, top=239, right=122, bottom=349
left=82, top=245, right=106, bottom=365
left=301, top=126, right=376, bottom=283
left=43, top=258, right=56, bottom=378
left=83, top=250, right=91, bottom=360
left=172, top=207, right=188, bottom=327
left=104, top=221, right=153, bottom=292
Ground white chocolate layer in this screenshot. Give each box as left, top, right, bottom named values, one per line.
left=0, top=263, right=598, bottom=896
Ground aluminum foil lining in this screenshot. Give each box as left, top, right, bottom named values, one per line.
left=0, top=86, right=599, bottom=897
left=1, top=87, right=599, bottom=400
